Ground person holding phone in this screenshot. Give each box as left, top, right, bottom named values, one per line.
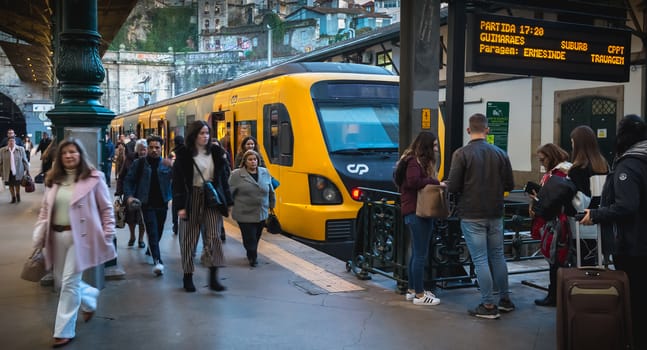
left=529, top=143, right=572, bottom=307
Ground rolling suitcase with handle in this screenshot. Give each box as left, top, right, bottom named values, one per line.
left=556, top=219, right=633, bottom=350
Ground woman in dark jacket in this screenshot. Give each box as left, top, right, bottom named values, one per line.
left=568, top=125, right=609, bottom=266
left=581, top=114, right=647, bottom=349
left=529, top=143, right=571, bottom=307
left=172, top=120, right=233, bottom=292
left=396, top=131, right=441, bottom=306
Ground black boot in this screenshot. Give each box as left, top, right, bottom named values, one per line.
left=183, top=273, right=196, bottom=292
left=10, top=196, right=15, bottom=204
left=534, top=294, right=556, bottom=307
left=209, top=267, right=226, bottom=292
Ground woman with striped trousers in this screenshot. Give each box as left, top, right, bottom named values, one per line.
left=172, top=120, right=233, bottom=292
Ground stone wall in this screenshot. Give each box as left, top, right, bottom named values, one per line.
left=0, top=46, right=55, bottom=139
left=101, top=49, right=289, bottom=114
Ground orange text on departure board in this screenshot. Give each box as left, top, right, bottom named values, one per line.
left=477, top=20, right=625, bottom=65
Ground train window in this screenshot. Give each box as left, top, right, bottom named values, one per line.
left=263, top=104, right=293, bottom=166
left=316, top=104, right=398, bottom=153
left=311, top=82, right=398, bottom=153
left=311, top=82, right=398, bottom=100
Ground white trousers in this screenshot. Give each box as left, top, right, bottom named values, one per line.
left=52, top=230, right=99, bottom=338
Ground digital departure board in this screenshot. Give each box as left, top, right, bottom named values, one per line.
left=466, top=13, right=632, bottom=82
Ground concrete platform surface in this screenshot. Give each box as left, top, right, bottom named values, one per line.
left=0, top=160, right=556, bottom=350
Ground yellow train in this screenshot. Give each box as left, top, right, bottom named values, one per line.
left=111, top=62, right=400, bottom=258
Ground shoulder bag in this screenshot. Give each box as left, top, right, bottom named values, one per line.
left=20, top=248, right=47, bottom=282
left=416, top=184, right=449, bottom=218
left=192, top=160, right=228, bottom=217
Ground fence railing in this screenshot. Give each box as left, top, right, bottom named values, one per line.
left=346, top=188, right=543, bottom=292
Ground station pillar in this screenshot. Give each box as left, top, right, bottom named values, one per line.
left=399, top=0, right=441, bottom=153
left=46, top=0, right=124, bottom=288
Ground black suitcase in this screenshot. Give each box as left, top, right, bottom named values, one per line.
left=556, top=220, right=633, bottom=350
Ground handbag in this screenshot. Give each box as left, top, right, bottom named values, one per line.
left=21, top=175, right=35, bottom=193
left=114, top=196, right=126, bottom=229
left=265, top=209, right=282, bottom=234
left=20, top=248, right=47, bottom=282
left=193, top=161, right=228, bottom=217
left=416, top=184, right=449, bottom=218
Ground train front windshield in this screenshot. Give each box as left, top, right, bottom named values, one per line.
left=312, top=82, right=399, bottom=152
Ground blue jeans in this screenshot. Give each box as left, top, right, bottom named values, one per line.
left=404, top=214, right=434, bottom=294
left=143, top=206, right=168, bottom=263
left=461, top=218, right=509, bottom=305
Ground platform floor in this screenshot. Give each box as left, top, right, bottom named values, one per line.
left=0, top=160, right=557, bottom=350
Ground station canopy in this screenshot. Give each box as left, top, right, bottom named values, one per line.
left=0, top=0, right=138, bottom=87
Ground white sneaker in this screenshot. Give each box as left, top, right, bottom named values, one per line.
left=153, top=263, right=164, bottom=276
left=407, top=290, right=435, bottom=301
left=413, top=291, right=440, bottom=306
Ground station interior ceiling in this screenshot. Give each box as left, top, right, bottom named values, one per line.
left=0, top=0, right=138, bottom=88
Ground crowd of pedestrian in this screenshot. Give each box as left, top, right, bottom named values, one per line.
left=15, top=112, right=646, bottom=348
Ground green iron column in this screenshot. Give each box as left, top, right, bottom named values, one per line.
left=46, top=0, right=122, bottom=288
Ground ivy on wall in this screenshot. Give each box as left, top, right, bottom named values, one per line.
left=109, top=6, right=197, bottom=52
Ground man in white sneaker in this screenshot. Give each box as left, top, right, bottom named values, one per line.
left=446, top=113, right=516, bottom=319
left=124, top=135, right=173, bottom=276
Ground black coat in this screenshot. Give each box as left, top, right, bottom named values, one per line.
left=172, top=144, right=233, bottom=214
left=534, top=174, right=577, bottom=220
left=590, top=140, right=647, bottom=256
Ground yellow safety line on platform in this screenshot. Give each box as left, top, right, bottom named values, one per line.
left=225, top=226, right=363, bottom=293
left=258, top=242, right=364, bottom=293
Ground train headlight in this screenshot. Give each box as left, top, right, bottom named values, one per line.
left=308, top=175, right=342, bottom=205
left=323, top=188, right=337, bottom=201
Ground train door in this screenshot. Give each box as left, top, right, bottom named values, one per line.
left=157, top=119, right=169, bottom=156
left=233, top=120, right=257, bottom=166
left=560, top=96, right=617, bottom=164
left=262, top=104, right=294, bottom=166
left=208, top=111, right=231, bottom=163
left=136, top=122, right=144, bottom=139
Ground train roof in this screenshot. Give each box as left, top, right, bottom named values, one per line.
left=118, top=62, right=396, bottom=117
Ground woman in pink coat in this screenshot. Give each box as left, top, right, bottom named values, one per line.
left=32, top=138, right=117, bottom=348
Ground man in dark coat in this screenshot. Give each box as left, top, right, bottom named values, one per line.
left=35, top=132, right=51, bottom=157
